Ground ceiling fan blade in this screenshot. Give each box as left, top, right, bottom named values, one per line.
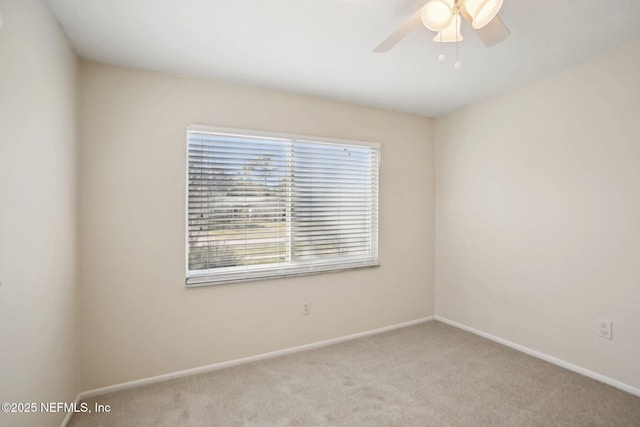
left=373, top=8, right=423, bottom=53
left=473, top=16, right=510, bottom=47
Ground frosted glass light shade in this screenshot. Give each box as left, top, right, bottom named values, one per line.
left=433, top=17, right=463, bottom=43
left=421, top=0, right=454, bottom=31
left=465, top=0, right=503, bottom=29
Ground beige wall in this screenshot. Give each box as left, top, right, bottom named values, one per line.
left=435, top=42, right=640, bottom=389
left=77, top=62, right=435, bottom=390
left=0, top=0, right=78, bottom=426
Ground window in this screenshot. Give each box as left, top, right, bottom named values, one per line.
left=186, top=125, right=379, bottom=286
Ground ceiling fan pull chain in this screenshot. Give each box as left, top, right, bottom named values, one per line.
left=439, top=31, right=445, bottom=61
left=454, top=11, right=462, bottom=69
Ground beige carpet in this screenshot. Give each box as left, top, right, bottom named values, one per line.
left=68, top=321, right=640, bottom=426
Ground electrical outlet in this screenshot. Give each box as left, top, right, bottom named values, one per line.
left=596, top=319, right=612, bottom=340
left=303, top=302, right=310, bottom=316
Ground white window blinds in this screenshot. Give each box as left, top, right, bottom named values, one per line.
left=186, top=125, right=379, bottom=286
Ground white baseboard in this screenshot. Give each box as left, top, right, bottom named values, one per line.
left=61, top=315, right=433, bottom=426
left=60, top=406, right=75, bottom=427
left=434, top=315, right=640, bottom=398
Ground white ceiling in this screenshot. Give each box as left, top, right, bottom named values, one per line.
left=46, top=0, right=640, bottom=117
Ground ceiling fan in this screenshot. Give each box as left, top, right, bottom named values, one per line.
left=374, top=0, right=510, bottom=66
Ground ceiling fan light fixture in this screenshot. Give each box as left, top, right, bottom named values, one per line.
left=433, top=17, right=463, bottom=43
left=421, top=0, right=454, bottom=31
left=465, top=0, right=503, bottom=29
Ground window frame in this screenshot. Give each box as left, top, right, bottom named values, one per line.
left=185, top=124, right=380, bottom=287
